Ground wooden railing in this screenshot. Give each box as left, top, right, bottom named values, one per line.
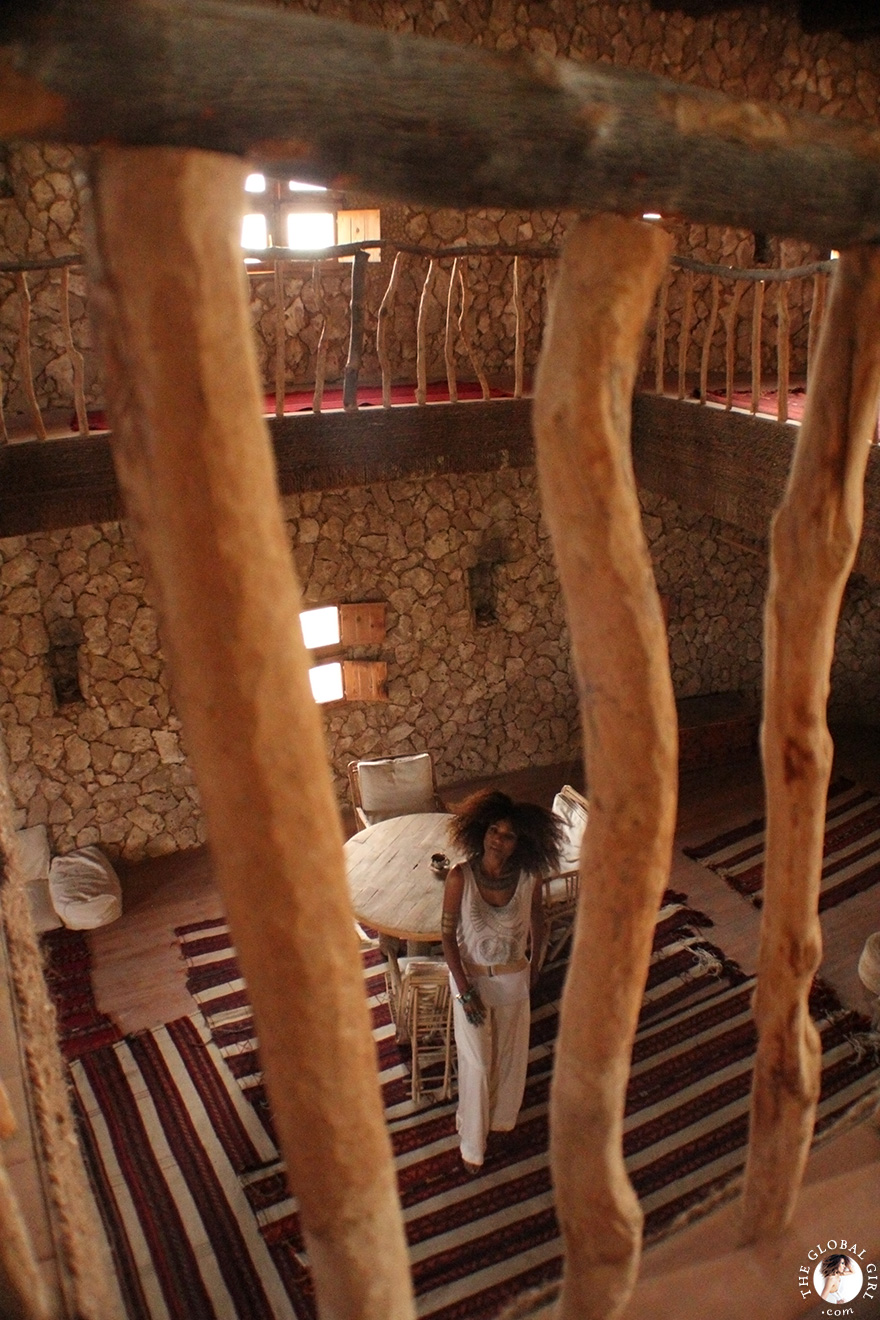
left=0, top=241, right=837, bottom=442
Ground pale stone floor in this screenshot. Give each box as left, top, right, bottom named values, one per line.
left=8, top=726, right=880, bottom=1318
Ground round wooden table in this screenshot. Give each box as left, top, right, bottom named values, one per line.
left=344, top=812, right=456, bottom=942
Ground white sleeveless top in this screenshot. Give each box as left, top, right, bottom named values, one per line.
left=456, top=860, right=535, bottom=969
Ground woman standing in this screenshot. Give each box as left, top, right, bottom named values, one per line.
left=441, top=790, right=562, bottom=1174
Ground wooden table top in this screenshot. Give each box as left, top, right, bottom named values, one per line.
left=344, top=812, right=456, bottom=941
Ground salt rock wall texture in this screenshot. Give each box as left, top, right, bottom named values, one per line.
left=1, top=467, right=879, bottom=861
left=1, top=2, right=878, bottom=423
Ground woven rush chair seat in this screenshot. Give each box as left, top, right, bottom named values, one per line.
left=347, top=751, right=444, bottom=830
left=393, top=957, right=455, bottom=1104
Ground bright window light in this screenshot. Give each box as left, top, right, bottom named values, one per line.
left=830, top=249, right=840, bottom=260
left=241, top=213, right=268, bottom=250
left=287, top=211, right=335, bottom=250
left=309, top=662, right=344, bottom=703
left=642, top=212, right=663, bottom=221
left=245, top=173, right=267, bottom=193
left=289, top=180, right=328, bottom=193
left=299, top=606, right=341, bottom=650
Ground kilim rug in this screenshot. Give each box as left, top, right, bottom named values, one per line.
left=683, top=776, right=880, bottom=911
left=45, top=891, right=880, bottom=1320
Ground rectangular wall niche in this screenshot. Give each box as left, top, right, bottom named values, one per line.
left=468, top=560, right=498, bottom=626
left=48, top=619, right=85, bottom=707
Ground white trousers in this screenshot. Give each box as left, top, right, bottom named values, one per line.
left=452, top=970, right=531, bottom=1167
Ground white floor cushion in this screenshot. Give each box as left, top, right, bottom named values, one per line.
left=15, top=825, right=62, bottom=934
left=49, top=846, right=123, bottom=930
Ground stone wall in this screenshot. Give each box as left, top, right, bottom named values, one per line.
left=1, top=2, right=878, bottom=425
left=1, top=463, right=879, bottom=862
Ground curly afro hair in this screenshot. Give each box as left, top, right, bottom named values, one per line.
left=448, top=789, right=563, bottom=876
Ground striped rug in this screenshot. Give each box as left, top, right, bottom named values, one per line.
left=59, top=892, right=880, bottom=1320
left=683, top=776, right=880, bottom=911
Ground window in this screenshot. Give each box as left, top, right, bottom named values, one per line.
left=299, top=603, right=388, bottom=704
left=241, top=174, right=380, bottom=260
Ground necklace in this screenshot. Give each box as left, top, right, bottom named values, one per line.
left=475, top=858, right=518, bottom=890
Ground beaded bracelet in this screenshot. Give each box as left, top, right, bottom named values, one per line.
left=456, top=986, right=475, bottom=1004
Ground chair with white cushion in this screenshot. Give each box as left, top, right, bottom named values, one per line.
left=347, top=751, right=444, bottom=830
left=541, top=784, right=588, bottom=963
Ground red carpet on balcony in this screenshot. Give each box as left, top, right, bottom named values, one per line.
left=46, top=892, right=880, bottom=1320
left=71, top=381, right=514, bottom=433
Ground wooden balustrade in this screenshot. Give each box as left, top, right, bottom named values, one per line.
left=0, top=243, right=842, bottom=443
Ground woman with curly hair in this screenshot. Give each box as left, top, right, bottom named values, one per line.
left=441, top=789, right=563, bottom=1174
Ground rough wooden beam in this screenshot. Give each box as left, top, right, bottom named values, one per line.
left=86, top=145, right=414, bottom=1320
left=741, top=243, right=880, bottom=1240
left=3, top=0, right=880, bottom=246
left=534, top=214, right=677, bottom=1319
left=4, top=397, right=880, bottom=584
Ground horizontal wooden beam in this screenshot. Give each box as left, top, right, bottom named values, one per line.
left=3, top=0, right=880, bottom=246
left=2, top=395, right=879, bottom=582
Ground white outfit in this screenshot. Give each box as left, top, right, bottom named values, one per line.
left=451, top=860, right=536, bottom=1167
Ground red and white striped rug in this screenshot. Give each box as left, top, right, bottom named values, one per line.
left=683, top=777, right=880, bottom=911
left=59, top=890, right=880, bottom=1320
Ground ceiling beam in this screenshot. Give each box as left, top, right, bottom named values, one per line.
left=3, top=0, right=880, bottom=246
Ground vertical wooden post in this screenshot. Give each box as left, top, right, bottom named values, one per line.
left=312, top=263, right=328, bottom=415
left=513, top=255, right=524, bottom=399
left=343, top=248, right=368, bottom=411
left=676, top=269, right=694, bottom=400
left=416, top=257, right=436, bottom=405
left=444, top=256, right=459, bottom=405
left=457, top=262, right=490, bottom=399
left=723, top=281, right=745, bottom=410
left=699, top=274, right=720, bottom=403
left=776, top=280, right=790, bottom=424
left=87, top=146, right=415, bottom=1320
left=377, top=251, right=402, bottom=408
left=533, top=214, right=677, bottom=1320
left=15, top=273, right=47, bottom=441
left=653, top=265, right=670, bottom=397
left=750, top=278, right=765, bottom=413
left=741, top=244, right=880, bottom=1242
left=60, top=264, right=90, bottom=437
left=274, top=257, right=287, bottom=419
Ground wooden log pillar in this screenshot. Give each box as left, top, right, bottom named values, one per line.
left=533, top=214, right=677, bottom=1319
left=86, top=146, right=414, bottom=1320
left=15, top=273, right=47, bottom=441
left=741, top=243, right=880, bottom=1241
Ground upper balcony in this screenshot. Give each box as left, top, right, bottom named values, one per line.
left=3, top=236, right=879, bottom=578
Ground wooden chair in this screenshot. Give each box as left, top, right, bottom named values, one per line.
left=393, top=958, right=455, bottom=1104
left=347, top=751, right=444, bottom=830
left=541, top=784, right=589, bottom=963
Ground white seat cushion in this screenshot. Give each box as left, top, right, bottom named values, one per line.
left=357, top=753, right=437, bottom=823
left=15, top=825, right=62, bottom=934
left=49, top=846, right=123, bottom=930
left=552, top=787, right=588, bottom=871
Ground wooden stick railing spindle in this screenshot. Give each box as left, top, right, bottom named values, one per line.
left=377, top=250, right=402, bottom=408
left=513, top=255, right=524, bottom=398
left=274, top=257, right=287, bottom=419
left=807, top=270, right=827, bottom=385
left=457, top=262, right=491, bottom=400
left=750, top=278, right=765, bottom=413
left=444, top=256, right=459, bottom=405
left=87, top=147, right=415, bottom=1320
left=723, top=281, right=745, bottom=409
left=15, top=272, right=47, bottom=442
left=776, top=280, right=790, bottom=423
left=740, top=244, right=880, bottom=1243
left=699, top=274, right=720, bottom=403
left=676, top=269, right=694, bottom=400
left=343, top=247, right=368, bottom=411
left=60, top=264, right=89, bottom=437
left=416, top=257, right=436, bottom=405
left=533, top=214, right=677, bottom=1320
left=653, top=265, right=670, bottom=396
left=312, top=262, right=327, bottom=415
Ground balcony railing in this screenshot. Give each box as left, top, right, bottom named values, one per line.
left=0, top=239, right=836, bottom=444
